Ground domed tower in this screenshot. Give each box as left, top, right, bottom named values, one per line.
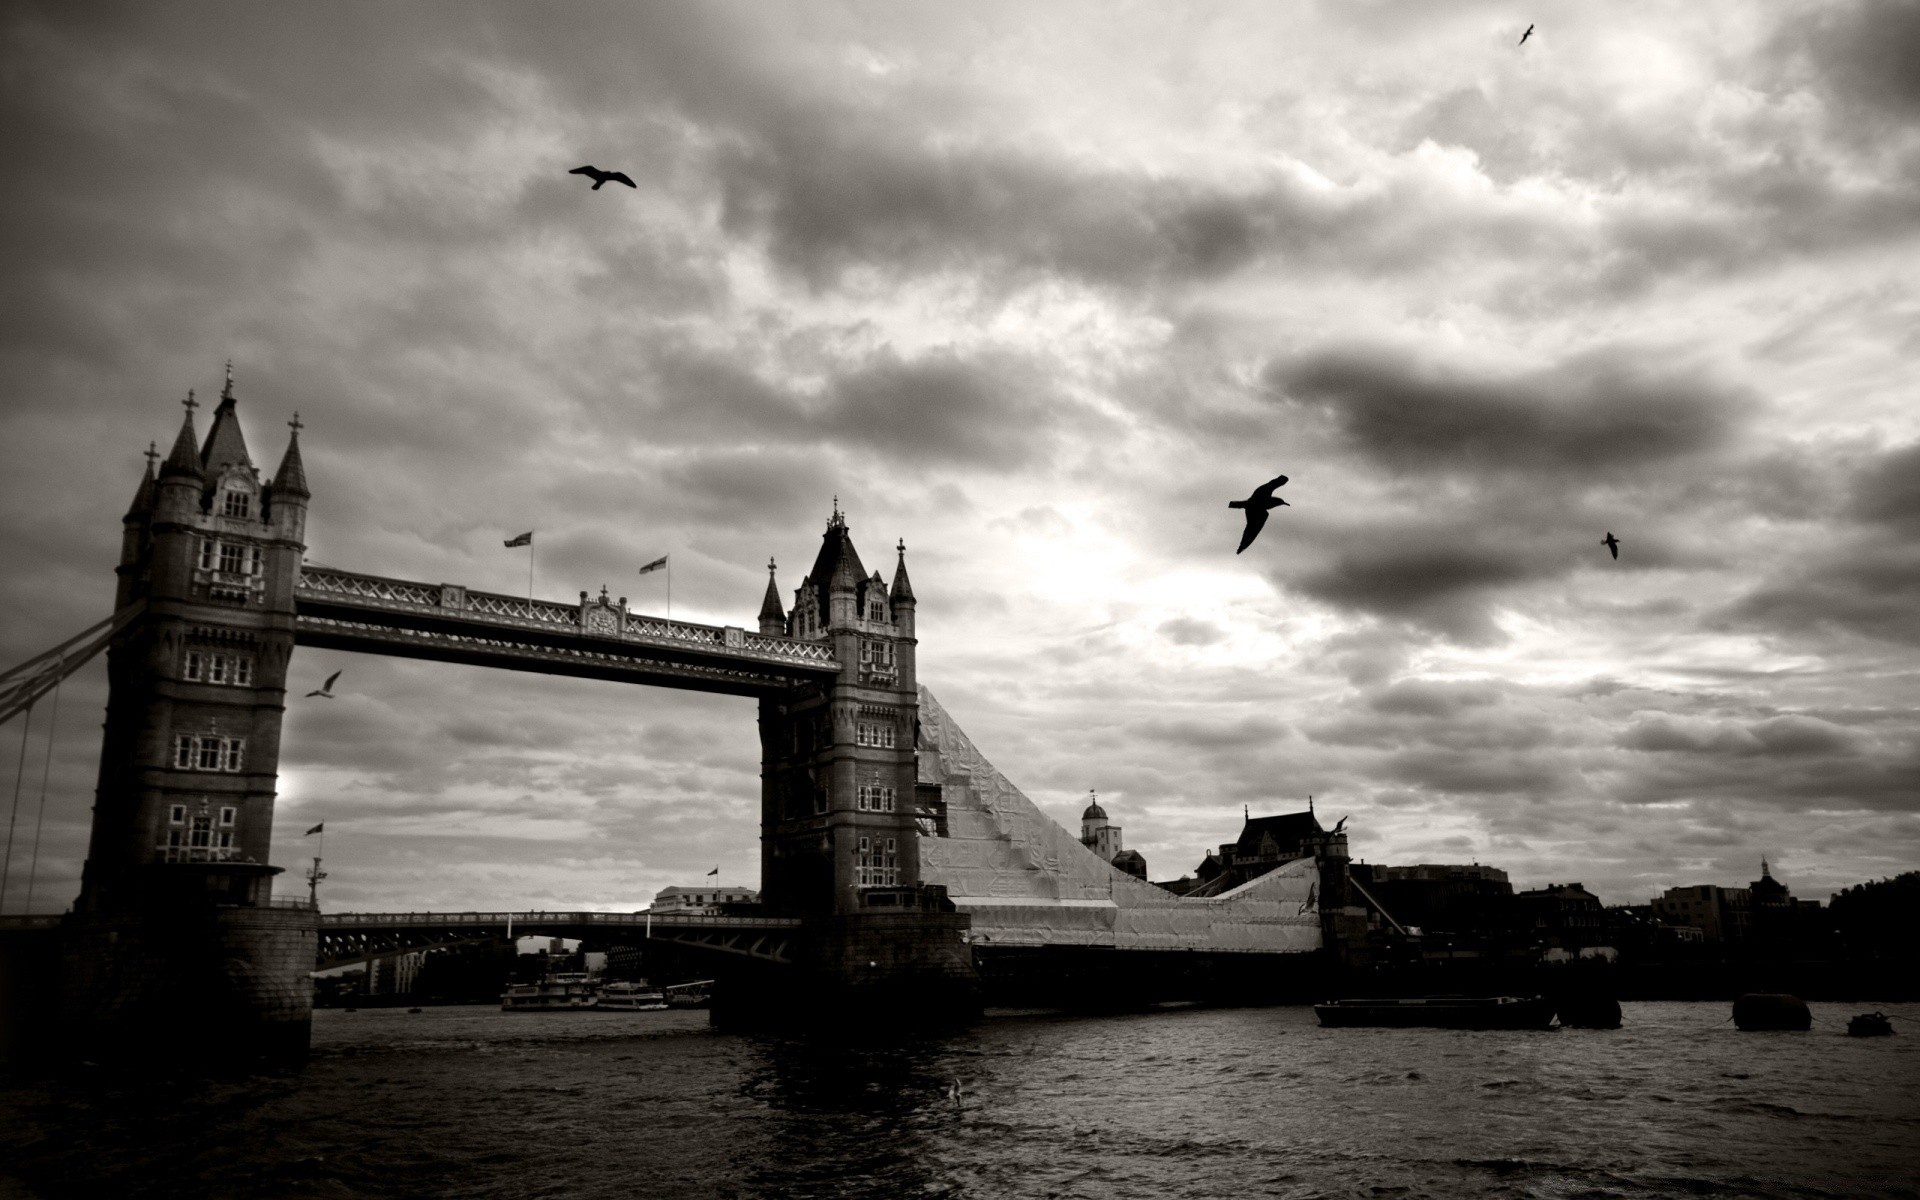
left=1079, top=790, right=1123, bottom=862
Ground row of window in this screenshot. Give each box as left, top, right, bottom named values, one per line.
left=184, top=651, right=253, bottom=685
left=856, top=785, right=896, bottom=812
left=858, top=640, right=896, bottom=667
left=856, top=836, right=898, bottom=887
left=854, top=722, right=896, bottom=748
left=198, top=538, right=265, bottom=576
left=158, top=805, right=238, bottom=861
left=173, top=735, right=246, bottom=772
left=221, top=488, right=252, bottom=518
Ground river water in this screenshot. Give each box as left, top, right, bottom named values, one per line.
left=2, top=1001, right=1916, bottom=1200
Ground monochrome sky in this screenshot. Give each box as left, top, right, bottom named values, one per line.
left=3, top=0, right=1916, bottom=914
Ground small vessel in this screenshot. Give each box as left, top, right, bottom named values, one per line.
left=1847, top=1012, right=1894, bottom=1037
left=1733, top=992, right=1812, bottom=1031
left=596, top=980, right=668, bottom=1011
left=663, top=980, right=714, bottom=1009
left=501, top=971, right=597, bottom=1012
left=1315, top=996, right=1557, bottom=1030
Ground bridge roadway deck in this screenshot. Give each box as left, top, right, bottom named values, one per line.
left=293, top=565, right=839, bottom=697
left=318, top=909, right=805, bottom=969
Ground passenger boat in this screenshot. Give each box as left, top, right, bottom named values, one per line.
left=1314, top=995, right=1557, bottom=1030
left=500, top=972, right=597, bottom=1012
left=596, top=980, right=668, bottom=1011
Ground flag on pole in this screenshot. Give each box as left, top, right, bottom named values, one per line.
left=304, top=822, right=324, bottom=836
left=706, top=866, right=719, bottom=876
left=504, top=532, right=533, bottom=548
left=639, top=555, right=668, bottom=574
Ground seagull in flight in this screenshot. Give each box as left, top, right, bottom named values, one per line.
left=1519, top=23, right=1534, bottom=45
left=569, top=165, right=636, bottom=190
left=1602, top=532, right=1620, bottom=560
left=306, top=670, right=342, bottom=699
left=1229, top=474, right=1290, bottom=554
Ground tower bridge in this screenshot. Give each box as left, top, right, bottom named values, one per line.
left=1, top=371, right=1331, bottom=1067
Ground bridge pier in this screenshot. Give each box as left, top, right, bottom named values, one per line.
left=57, top=885, right=317, bottom=1067
left=710, top=906, right=979, bottom=1032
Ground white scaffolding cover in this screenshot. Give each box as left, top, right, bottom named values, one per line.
left=916, top=687, right=1321, bottom=954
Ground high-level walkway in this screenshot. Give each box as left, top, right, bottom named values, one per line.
left=294, top=566, right=839, bottom=696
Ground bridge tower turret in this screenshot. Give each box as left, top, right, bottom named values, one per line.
left=746, top=506, right=974, bottom=1026
left=61, top=369, right=317, bottom=1065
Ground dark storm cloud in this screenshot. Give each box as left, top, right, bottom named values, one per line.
left=1266, top=344, right=1744, bottom=478
left=1851, top=440, right=1920, bottom=527
left=637, top=345, right=1088, bottom=469
left=1289, top=532, right=1549, bottom=644
left=1718, top=440, right=1920, bottom=647
left=1781, top=0, right=1920, bottom=125
left=1619, top=712, right=1864, bottom=757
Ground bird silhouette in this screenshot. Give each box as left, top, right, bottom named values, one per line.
left=569, top=165, right=636, bottom=190
left=306, top=669, right=342, bottom=699
left=1331, top=816, right=1348, bottom=835
left=1519, top=23, right=1534, bottom=45
left=1229, top=474, right=1290, bottom=553
left=1602, top=532, right=1620, bottom=560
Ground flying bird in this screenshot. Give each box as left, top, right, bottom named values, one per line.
left=1602, top=532, right=1620, bottom=560
left=568, top=165, right=636, bottom=190
left=1519, top=23, right=1534, bottom=45
left=1331, top=816, right=1348, bottom=835
left=1229, top=474, right=1290, bottom=554
left=306, top=670, right=342, bottom=699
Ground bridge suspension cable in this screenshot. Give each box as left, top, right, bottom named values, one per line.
left=1, top=603, right=139, bottom=912
left=0, top=602, right=142, bottom=729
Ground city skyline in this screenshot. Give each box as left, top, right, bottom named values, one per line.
left=2, top=1, right=1916, bottom=915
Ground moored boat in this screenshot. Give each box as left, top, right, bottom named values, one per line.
left=596, top=980, right=668, bottom=1011
left=1314, top=995, right=1557, bottom=1030
left=501, top=971, right=597, bottom=1012
left=1846, top=1011, right=1894, bottom=1037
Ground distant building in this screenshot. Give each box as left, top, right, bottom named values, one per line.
left=1652, top=884, right=1752, bottom=944
left=651, top=885, right=759, bottom=914
left=1514, top=882, right=1605, bottom=948
left=1193, top=804, right=1346, bottom=893
left=1079, top=791, right=1148, bottom=879
left=368, top=950, right=425, bottom=995
left=1747, top=859, right=1828, bottom=953
left=1366, top=863, right=1514, bottom=935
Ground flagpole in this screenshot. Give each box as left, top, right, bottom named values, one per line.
left=528, top=536, right=535, bottom=603
left=667, top=557, right=672, bottom=620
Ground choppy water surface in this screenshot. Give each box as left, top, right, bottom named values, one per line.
left=3, top=1001, right=1916, bottom=1200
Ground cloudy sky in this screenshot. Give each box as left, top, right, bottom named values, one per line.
left=2, top=0, right=1916, bottom=916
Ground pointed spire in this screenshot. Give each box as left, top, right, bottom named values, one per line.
left=125, top=443, right=158, bottom=518
left=1761, top=856, right=1771, bottom=879
left=199, top=361, right=253, bottom=472
left=273, top=412, right=310, bottom=498
left=890, top=537, right=916, bottom=604
left=161, top=392, right=203, bottom=478
left=759, top=557, right=787, bottom=629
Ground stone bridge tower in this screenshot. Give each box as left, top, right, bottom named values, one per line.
left=62, top=371, right=318, bottom=1063
left=751, top=507, right=974, bottom=1020
left=758, top=505, right=922, bottom=916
